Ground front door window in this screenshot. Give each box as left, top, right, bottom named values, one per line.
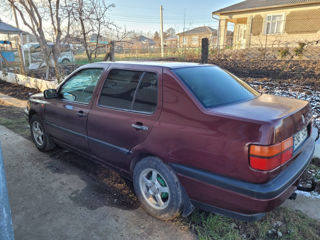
left=60, top=68, right=103, bottom=104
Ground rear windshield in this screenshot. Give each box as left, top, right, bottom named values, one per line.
left=173, top=66, right=259, bottom=108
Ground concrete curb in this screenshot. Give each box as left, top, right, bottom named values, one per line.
left=0, top=71, right=58, bottom=92
left=0, top=93, right=27, bottom=108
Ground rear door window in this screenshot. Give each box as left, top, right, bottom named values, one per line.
left=98, top=69, right=142, bottom=110
left=98, top=69, right=158, bottom=113
left=132, top=72, right=158, bottom=113
left=173, top=66, right=259, bottom=108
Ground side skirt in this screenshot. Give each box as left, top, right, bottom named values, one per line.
left=52, top=138, right=133, bottom=180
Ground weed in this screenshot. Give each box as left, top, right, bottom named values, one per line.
left=294, top=42, right=307, bottom=57
left=186, top=208, right=320, bottom=240
left=278, top=48, right=290, bottom=59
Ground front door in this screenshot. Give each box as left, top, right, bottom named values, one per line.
left=45, top=68, right=104, bottom=152
left=87, top=65, right=162, bottom=170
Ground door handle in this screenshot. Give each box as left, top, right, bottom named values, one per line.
left=76, top=110, right=87, bottom=117
left=131, top=123, right=149, bottom=131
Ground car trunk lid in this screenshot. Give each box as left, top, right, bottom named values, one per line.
left=209, top=94, right=312, bottom=143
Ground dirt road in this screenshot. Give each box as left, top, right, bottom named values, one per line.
left=0, top=126, right=195, bottom=240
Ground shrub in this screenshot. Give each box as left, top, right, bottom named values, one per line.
left=294, top=42, right=307, bottom=57
left=278, top=48, right=290, bottom=59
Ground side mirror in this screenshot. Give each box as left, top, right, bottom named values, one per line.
left=44, top=89, right=59, bottom=99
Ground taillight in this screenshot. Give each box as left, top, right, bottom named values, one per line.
left=249, top=137, right=293, bottom=171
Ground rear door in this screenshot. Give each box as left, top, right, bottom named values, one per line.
left=44, top=68, right=104, bottom=152
left=87, top=65, right=162, bottom=170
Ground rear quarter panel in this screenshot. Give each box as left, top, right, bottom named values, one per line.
left=141, top=68, right=275, bottom=183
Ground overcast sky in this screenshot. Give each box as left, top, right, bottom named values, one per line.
left=1, top=0, right=243, bottom=35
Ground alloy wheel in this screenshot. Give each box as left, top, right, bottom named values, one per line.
left=139, top=168, right=170, bottom=210
left=32, top=121, right=44, bottom=146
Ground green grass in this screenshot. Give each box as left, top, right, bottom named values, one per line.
left=188, top=211, right=242, bottom=240
left=0, top=116, right=30, bottom=139
left=186, top=207, right=320, bottom=240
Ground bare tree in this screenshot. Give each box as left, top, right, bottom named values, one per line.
left=70, top=0, right=114, bottom=62
left=48, top=0, right=62, bottom=81
left=8, top=0, right=52, bottom=79
left=103, top=26, right=129, bottom=61
left=7, top=0, right=66, bottom=81
left=62, top=0, right=73, bottom=43
left=165, top=28, right=176, bottom=38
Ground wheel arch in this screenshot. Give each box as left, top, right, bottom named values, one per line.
left=28, top=109, right=38, bottom=122
left=129, top=152, right=157, bottom=175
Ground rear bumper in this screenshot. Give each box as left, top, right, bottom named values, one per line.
left=171, top=131, right=316, bottom=221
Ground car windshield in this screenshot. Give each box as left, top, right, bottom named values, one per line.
left=173, top=66, right=260, bottom=108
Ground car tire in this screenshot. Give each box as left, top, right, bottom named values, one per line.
left=30, top=115, right=55, bottom=152
left=133, top=156, right=183, bottom=220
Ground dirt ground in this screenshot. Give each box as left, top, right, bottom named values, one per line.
left=1, top=125, right=195, bottom=240
left=0, top=80, right=39, bottom=100
left=1, top=104, right=319, bottom=239
left=209, top=59, right=320, bottom=82
left=0, top=104, right=140, bottom=211
left=1, top=79, right=320, bottom=239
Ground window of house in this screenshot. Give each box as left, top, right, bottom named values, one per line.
left=183, top=37, right=187, bottom=45
left=192, top=36, right=198, bottom=45
left=60, top=68, right=103, bottom=104
left=265, top=14, right=284, bottom=34
left=98, top=69, right=158, bottom=113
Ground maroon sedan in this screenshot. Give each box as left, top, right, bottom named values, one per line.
left=25, top=62, right=316, bottom=221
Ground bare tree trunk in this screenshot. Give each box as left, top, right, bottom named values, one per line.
left=48, top=0, right=62, bottom=81
left=10, top=2, right=25, bottom=74
left=79, top=17, right=92, bottom=62
left=94, top=23, right=101, bottom=60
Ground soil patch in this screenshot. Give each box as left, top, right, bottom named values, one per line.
left=209, top=59, right=320, bottom=82
left=0, top=80, right=40, bottom=100
left=161, top=57, right=320, bottom=85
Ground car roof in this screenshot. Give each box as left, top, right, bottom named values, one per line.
left=82, top=61, right=211, bottom=69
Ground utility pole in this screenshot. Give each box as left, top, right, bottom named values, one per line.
left=11, top=1, right=25, bottom=74
left=160, top=5, right=164, bottom=58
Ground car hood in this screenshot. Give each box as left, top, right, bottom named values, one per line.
left=30, top=92, right=45, bottom=100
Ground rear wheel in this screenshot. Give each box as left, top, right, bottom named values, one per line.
left=133, top=156, right=183, bottom=220
left=30, top=115, right=55, bottom=151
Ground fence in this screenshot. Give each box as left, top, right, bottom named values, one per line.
left=2, top=13, right=320, bottom=78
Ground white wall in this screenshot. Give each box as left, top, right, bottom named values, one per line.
left=0, top=71, right=58, bottom=92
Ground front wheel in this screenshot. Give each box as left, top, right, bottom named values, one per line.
left=30, top=115, right=55, bottom=151
left=133, top=157, right=183, bottom=220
